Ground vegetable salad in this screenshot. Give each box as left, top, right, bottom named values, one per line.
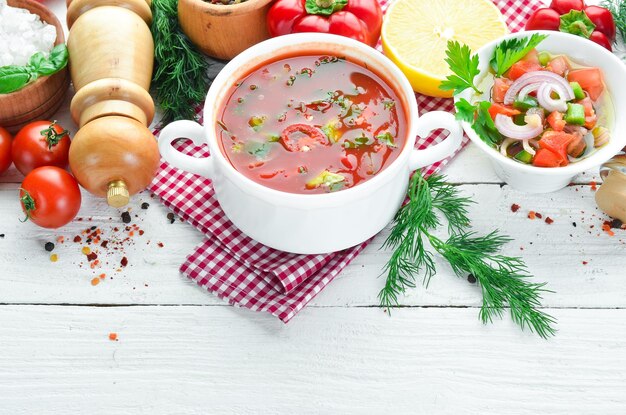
left=446, top=34, right=612, bottom=168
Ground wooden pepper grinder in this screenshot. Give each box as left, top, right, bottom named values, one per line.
left=66, top=0, right=160, bottom=208
left=595, top=150, right=626, bottom=222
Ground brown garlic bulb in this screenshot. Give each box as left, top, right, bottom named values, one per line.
left=595, top=152, right=626, bottom=222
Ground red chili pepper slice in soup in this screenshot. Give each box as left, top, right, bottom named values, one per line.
left=281, top=124, right=328, bottom=152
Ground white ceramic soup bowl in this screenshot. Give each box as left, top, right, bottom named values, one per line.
left=158, top=33, right=463, bottom=254
left=456, top=31, right=626, bottom=193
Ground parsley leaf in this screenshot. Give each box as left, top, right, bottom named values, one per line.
left=490, top=34, right=548, bottom=77
left=454, top=98, right=477, bottom=123
left=472, top=101, right=502, bottom=148
left=453, top=99, right=501, bottom=147
left=440, top=41, right=482, bottom=95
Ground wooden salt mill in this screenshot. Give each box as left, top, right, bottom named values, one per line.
left=66, top=0, right=160, bottom=208
left=595, top=150, right=626, bottom=222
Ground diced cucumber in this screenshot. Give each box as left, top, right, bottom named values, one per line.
left=514, top=150, right=533, bottom=164
left=569, top=82, right=586, bottom=101
left=565, top=103, right=585, bottom=125
left=538, top=51, right=551, bottom=66
left=513, top=97, right=539, bottom=111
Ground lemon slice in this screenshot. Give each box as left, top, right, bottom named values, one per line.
left=382, top=0, right=508, bottom=97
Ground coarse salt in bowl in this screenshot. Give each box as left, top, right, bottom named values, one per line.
left=0, top=0, right=56, bottom=66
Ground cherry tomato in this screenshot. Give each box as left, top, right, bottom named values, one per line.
left=584, top=6, right=616, bottom=41
left=589, top=30, right=613, bottom=51
left=0, top=127, right=12, bottom=175
left=525, top=8, right=561, bottom=31
left=12, top=120, right=71, bottom=176
left=19, top=166, right=81, bottom=229
left=549, top=0, right=585, bottom=15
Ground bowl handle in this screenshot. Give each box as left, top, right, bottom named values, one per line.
left=157, top=120, right=214, bottom=179
left=409, top=111, right=463, bottom=171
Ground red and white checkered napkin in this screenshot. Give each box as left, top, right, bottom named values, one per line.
left=150, top=0, right=541, bottom=322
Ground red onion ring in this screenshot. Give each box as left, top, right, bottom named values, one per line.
left=494, top=113, right=544, bottom=140
left=537, top=82, right=568, bottom=112
left=503, top=71, right=574, bottom=105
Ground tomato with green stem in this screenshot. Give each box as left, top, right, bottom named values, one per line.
left=0, top=127, right=12, bottom=175
left=19, top=166, right=81, bottom=229
left=12, top=120, right=71, bottom=176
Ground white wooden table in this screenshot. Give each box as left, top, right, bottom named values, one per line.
left=2, top=0, right=626, bottom=413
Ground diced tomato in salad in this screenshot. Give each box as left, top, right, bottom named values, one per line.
left=533, top=148, right=568, bottom=167
left=506, top=60, right=543, bottom=81
left=488, top=103, right=520, bottom=121
left=547, top=111, right=566, bottom=131
left=567, top=68, right=605, bottom=101
left=492, top=78, right=512, bottom=103
left=538, top=131, right=575, bottom=162
left=546, top=56, right=570, bottom=77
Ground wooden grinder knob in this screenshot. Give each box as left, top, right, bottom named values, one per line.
left=69, top=116, right=160, bottom=206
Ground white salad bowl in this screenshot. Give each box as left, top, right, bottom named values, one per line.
left=158, top=33, right=463, bottom=254
left=457, top=30, right=626, bottom=193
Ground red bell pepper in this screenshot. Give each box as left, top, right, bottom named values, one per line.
left=267, top=0, right=383, bottom=47
left=526, top=1, right=616, bottom=51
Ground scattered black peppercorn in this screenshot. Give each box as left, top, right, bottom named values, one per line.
left=121, top=211, right=131, bottom=224
left=0, top=234, right=4, bottom=238
left=572, top=222, right=577, bottom=227
left=90, top=226, right=97, bottom=231
left=167, top=212, right=175, bottom=224
left=44, top=242, right=55, bottom=252
left=141, top=202, right=150, bottom=210
left=467, top=274, right=477, bottom=284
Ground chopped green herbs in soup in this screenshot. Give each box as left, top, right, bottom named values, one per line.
left=217, top=55, right=407, bottom=194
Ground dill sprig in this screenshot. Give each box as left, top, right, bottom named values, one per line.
left=379, top=172, right=556, bottom=339
left=603, top=0, right=626, bottom=43
left=151, top=0, right=213, bottom=123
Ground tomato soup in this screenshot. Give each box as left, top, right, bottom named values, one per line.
left=216, top=54, right=407, bottom=194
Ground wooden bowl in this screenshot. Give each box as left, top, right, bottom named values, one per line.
left=178, top=0, right=274, bottom=60
left=0, top=0, right=70, bottom=134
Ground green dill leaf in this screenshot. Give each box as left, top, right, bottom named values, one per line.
left=490, top=33, right=548, bottom=77
left=151, top=0, right=213, bottom=123
left=379, top=171, right=556, bottom=338
left=603, top=0, right=626, bottom=42
left=454, top=98, right=477, bottom=123
left=440, top=40, right=482, bottom=95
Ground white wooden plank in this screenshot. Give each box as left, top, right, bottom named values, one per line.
left=0, top=305, right=624, bottom=415
left=1, top=183, right=625, bottom=308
